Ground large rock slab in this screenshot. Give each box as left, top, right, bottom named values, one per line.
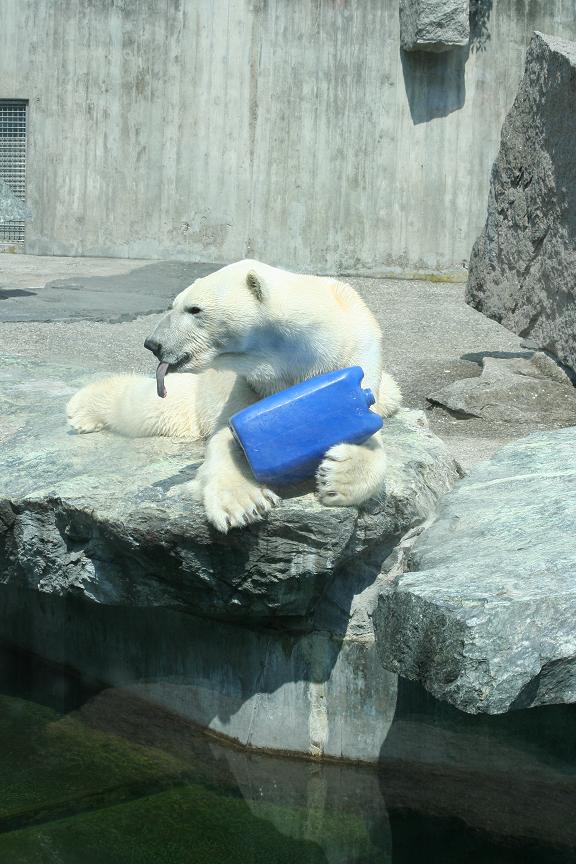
left=375, top=426, right=576, bottom=714
left=0, top=352, right=459, bottom=760
left=467, top=32, right=576, bottom=374
left=400, top=0, right=470, bottom=52
left=0, top=354, right=458, bottom=625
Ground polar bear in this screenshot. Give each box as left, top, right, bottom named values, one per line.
left=66, top=260, right=401, bottom=532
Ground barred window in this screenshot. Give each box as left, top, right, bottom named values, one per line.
left=0, top=100, right=28, bottom=246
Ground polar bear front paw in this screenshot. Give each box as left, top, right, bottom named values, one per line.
left=66, top=390, right=105, bottom=434
left=203, top=480, right=280, bottom=533
left=316, top=442, right=386, bottom=507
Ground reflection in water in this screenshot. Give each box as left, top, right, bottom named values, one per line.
left=0, top=645, right=574, bottom=863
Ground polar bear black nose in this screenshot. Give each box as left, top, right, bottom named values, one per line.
left=144, top=336, right=162, bottom=358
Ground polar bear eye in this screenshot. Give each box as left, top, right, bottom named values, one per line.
left=186, top=306, right=202, bottom=315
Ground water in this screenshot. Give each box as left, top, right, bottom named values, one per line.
left=0, top=644, right=574, bottom=864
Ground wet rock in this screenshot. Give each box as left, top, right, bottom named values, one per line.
left=400, top=0, right=470, bottom=52
left=467, top=32, right=576, bottom=374
left=428, top=351, right=576, bottom=424
left=375, top=426, right=576, bottom=714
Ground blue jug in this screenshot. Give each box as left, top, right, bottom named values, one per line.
left=229, top=366, right=383, bottom=485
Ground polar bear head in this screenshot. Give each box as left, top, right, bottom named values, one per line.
left=143, top=258, right=378, bottom=400
left=144, top=260, right=272, bottom=393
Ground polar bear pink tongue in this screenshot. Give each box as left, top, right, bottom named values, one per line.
left=155, top=362, right=170, bottom=398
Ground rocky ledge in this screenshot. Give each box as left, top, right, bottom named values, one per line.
left=0, top=352, right=458, bottom=760
left=0, top=355, right=457, bottom=625
left=375, top=425, right=576, bottom=714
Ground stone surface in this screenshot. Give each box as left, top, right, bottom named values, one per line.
left=400, top=0, right=470, bottom=52
left=467, top=32, right=576, bottom=374
left=428, top=351, right=576, bottom=424
left=375, top=426, right=576, bottom=714
left=0, top=350, right=459, bottom=760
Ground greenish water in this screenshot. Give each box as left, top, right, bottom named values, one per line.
left=0, top=645, right=574, bottom=864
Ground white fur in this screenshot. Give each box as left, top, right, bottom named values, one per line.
left=66, top=260, right=402, bottom=532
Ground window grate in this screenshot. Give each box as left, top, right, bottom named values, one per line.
left=0, top=101, right=27, bottom=246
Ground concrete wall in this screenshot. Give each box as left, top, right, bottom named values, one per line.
left=1, top=0, right=576, bottom=275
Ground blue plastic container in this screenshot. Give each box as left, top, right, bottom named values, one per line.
left=229, top=366, right=383, bottom=485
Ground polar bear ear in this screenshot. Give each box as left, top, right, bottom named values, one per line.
left=246, top=270, right=265, bottom=303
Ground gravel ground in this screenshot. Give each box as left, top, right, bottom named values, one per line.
left=0, top=254, right=542, bottom=470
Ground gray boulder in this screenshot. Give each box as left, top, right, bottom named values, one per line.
left=428, top=351, right=576, bottom=424
left=400, top=0, right=470, bottom=52
left=467, top=32, right=576, bottom=374
left=0, top=352, right=459, bottom=760
left=375, top=425, right=576, bottom=714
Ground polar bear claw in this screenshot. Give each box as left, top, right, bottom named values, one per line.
left=203, top=481, right=280, bottom=533
left=316, top=440, right=387, bottom=507
left=66, top=390, right=105, bottom=434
